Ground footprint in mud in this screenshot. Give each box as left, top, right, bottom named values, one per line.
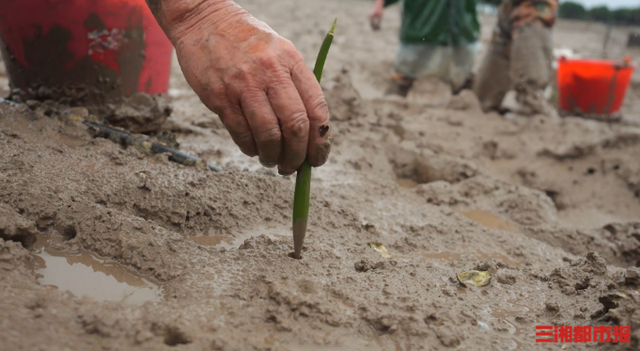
left=387, top=145, right=477, bottom=186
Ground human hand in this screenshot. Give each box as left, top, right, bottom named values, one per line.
left=148, top=0, right=331, bottom=174
left=369, top=0, right=384, bottom=30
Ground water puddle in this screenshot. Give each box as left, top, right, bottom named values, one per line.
left=396, top=177, right=418, bottom=189
left=189, top=234, right=233, bottom=247
left=420, top=248, right=521, bottom=266
left=421, top=251, right=463, bottom=261
left=488, top=307, right=530, bottom=349
left=188, top=225, right=290, bottom=249
left=32, top=237, right=161, bottom=305
left=460, top=210, right=519, bottom=232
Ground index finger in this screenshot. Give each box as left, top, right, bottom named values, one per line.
left=291, top=60, right=332, bottom=167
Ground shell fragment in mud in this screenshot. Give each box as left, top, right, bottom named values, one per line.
left=457, top=270, right=491, bottom=287
left=368, top=242, right=392, bottom=259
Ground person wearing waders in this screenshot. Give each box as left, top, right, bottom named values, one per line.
left=369, top=0, right=480, bottom=97
left=473, top=0, right=558, bottom=115
left=143, top=0, right=332, bottom=175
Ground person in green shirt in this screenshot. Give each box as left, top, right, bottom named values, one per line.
left=369, top=0, right=480, bottom=97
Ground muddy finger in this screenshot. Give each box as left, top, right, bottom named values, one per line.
left=267, top=76, right=309, bottom=173
left=291, top=60, right=331, bottom=167
left=218, top=103, right=258, bottom=157
left=239, top=90, right=282, bottom=167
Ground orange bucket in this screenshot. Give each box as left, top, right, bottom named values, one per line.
left=557, top=57, right=635, bottom=119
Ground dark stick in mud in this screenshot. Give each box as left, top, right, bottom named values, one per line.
left=83, top=121, right=222, bottom=172
left=292, top=19, right=336, bottom=259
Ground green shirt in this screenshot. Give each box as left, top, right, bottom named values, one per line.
left=384, top=0, right=480, bottom=46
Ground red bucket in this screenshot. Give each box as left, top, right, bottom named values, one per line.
left=0, top=0, right=172, bottom=104
left=557, top=57, right=635, bottom=119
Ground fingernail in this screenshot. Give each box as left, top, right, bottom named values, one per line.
left=260, top=160, right=277, bottom=168
left=313, top=136, right=332, bottom=166
left=240, top=146, right=257, bottom=157
left=278, top=167, right=295, bottom=176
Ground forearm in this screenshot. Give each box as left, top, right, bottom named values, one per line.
left=145, top=0, right=246, bottom=42
left=370, top=0, right=385, bottom=19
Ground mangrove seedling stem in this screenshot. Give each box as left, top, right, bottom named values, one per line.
left=292, top=19, right=336, bottom=259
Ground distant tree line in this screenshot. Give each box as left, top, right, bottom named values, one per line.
left=477, top=1, right=640, bottom=26
left=558, top=2, right=640, bottom=25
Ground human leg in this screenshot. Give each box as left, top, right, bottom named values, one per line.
left=450, top=43, right=477, bottom=95
left=386, top=42, right=422, bottom=97
left=509, top=21, right=553, bottom=115
left=473, top=5, right=512, bottom=112
left=388, top=42, right=447, bottom=97
left=508, top=0, right=556, bottom=115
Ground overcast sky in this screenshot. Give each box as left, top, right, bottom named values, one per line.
left=570, top=0, right=640, bottom=9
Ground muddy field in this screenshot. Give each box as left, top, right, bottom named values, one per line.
left=2, top=0, right=640, bottom=350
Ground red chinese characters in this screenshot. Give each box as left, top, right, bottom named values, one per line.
left=535, top=325, right=630, bottom=343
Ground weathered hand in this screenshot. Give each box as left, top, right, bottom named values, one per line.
left=147, top=0, right=331, bottom=174
left=369, top=0, right=384, bottom=30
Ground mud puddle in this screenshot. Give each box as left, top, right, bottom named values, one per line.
left=486, top=302, right=536, bottom=350
left=396, top=210, right=521, bottom=264
left=188, top=225, right=290, bottom=249
left=396, top=177, right=418, bottom=189
left=460, top=210, right=519, bottom=232
left=188, top=234, right=233, bottom=247
left=419, top=249, right=522, bottom=266
left=32, top=237, right=161, bottom=305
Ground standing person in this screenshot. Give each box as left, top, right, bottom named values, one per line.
left=473, top=0, right=558, bottom=115
left=369, top=0, right=480, bottom=97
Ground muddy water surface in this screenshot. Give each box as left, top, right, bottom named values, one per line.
left=188, top=234, right=233, bottom=247
left=396, top=177, right=418, bottom=189
left=460, top=210, right=519, bottom=232
left=189, top=225, right=290, bottom=249
left=419, top=249, right=522, bottom=266
left=417, top=210, right=522, bottom=266
left=32, top=237, right=161, bottom=305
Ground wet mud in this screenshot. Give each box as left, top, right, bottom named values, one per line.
left=1, top=0, right=640, bottom=350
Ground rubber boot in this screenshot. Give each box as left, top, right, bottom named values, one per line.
left=452, top=73, right=475, bottom=96
left=386, top=72, right=415, bottom=97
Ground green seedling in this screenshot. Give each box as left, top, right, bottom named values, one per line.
left=292, top=19, right=336, bottom=259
